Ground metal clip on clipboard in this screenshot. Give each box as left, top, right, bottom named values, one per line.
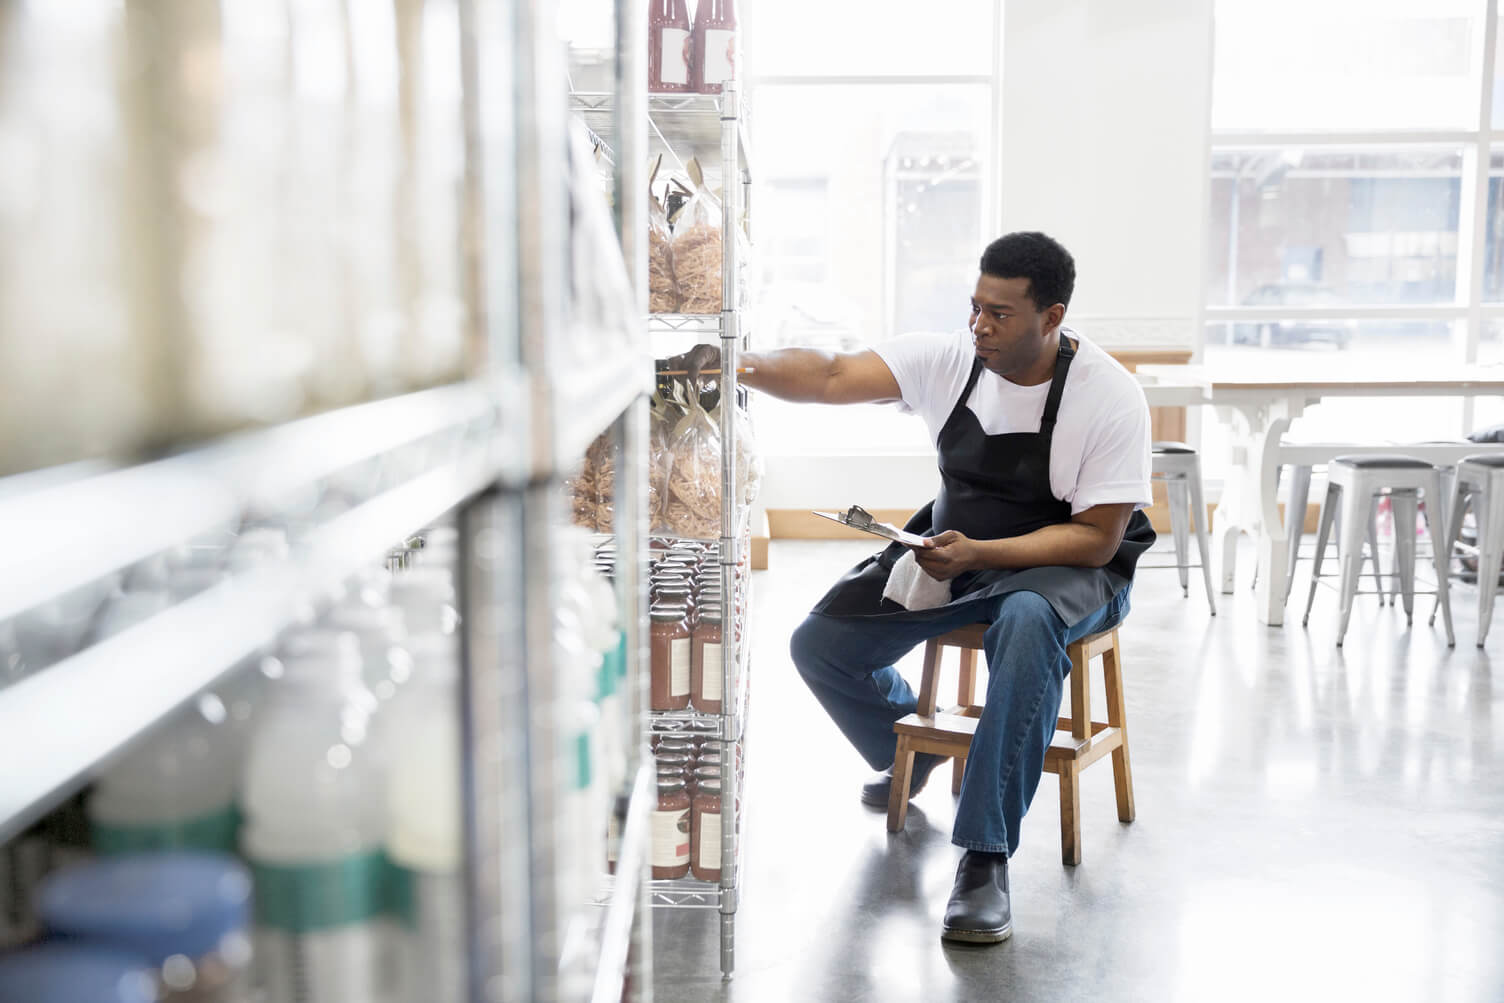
left=811, top=505, right=929, bottom=548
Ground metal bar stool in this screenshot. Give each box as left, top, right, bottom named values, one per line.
left=1302, top=455, right=1455, bottom=647
left=1149, top=442, right=1216, bottom=614
left=886, top=624, right=1132, bottom=866
left=1266, top=462, right=1386, bottom=607
left=1432, top=454, right=1504, bottom=646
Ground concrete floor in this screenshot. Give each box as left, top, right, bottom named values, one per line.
left=651, top=538, right=1504, bottom=1003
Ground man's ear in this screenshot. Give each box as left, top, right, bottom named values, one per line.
left=1043, top=303, right=1066, bottom=335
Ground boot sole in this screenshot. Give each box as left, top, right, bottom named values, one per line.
left=941, top=922, right=1013, bottom=944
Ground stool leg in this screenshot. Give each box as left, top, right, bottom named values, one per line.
left=1169, top=475, right=1191, bottom=597
left=1101, top=634, right=1135, bottom=824
left=1421, top=472, right=1455, bottom=647
left=1391, top=491, right=1418, bottom=625
left=1477, top=482, right=1503, bottom=647
left=1368, top=504, right=1387, bottom=608
left=1432, top=481, right=1469, bottom=628
left=1058, top=761, right=1081, bottom=867
left=1189, top=459, right=1217, bottom=615
left=887, top=737, right=915, bottom=832
left=1335, top=491, right=1374, bottom=647
left=1283, top=464, right=1312, bottom=608
left=1304, top=483, right=1340, bottom=627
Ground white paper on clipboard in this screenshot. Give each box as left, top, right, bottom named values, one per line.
left=812, top=507, right=929, bottom=548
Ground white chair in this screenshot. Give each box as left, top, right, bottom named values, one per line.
left=1302, top=455, right=1454, bottom=648
left=1150, top=442, right=1215, bottom=614
left=1433, top=454, right=1504, bottom=646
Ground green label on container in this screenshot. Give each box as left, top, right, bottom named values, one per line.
left=92, top=805, right=240, bottom=856
left=385, top=856, right=416, bottom=928
left=574, top=732, right=593, bottom=791
left=252, top=850, right=389, bottom=933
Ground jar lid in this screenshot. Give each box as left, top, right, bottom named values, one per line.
left=0, top=944, right=156, bottom=1003
left=695, top=778, right=723, bottom=795
left=698, top=608, right=723, bottom=624
left=657, top=779, right=687, bottom=795
left=692, top=764, right=722, bottom=779
left=655, top=752, right=693, bottom=765
left=649, top=605, right=687, bottom=622
left=38, top=853, right=252, bottom=966
left=655, top=738, right=695, bottom=751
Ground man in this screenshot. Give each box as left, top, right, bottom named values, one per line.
left=676, top=231, right=1154, bottom=943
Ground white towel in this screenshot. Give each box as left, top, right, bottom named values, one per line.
left=881, top=548, right=952, bottom=611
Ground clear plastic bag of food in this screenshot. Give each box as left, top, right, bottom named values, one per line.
left=649, top=159, right=679, bottom=314
left=648, top=394, right=676, bottom=535
left=668, top=158, right=723, bottom=315
left=566, top=431, right=614, bottom=533
left=711, top=396, right=763, bottom=510
left=663, top=389, right=723, bottom=540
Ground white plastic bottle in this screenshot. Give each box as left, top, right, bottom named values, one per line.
left=384, top=632, right=463, bottom=1003
left=88, top=591, right=240, bottom=855
left=240, top=629, right=386, bottom=1003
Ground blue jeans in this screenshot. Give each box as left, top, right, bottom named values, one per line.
left=789, top=586, right=1131, bottom=855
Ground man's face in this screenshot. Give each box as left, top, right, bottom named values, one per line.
left=967, top=274, right=1061, bottom=378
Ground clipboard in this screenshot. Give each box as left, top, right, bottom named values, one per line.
left=812, top=505, right=929, bottom=548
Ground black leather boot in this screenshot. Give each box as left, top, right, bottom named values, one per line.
left=859, top=753, right=947, bottom=807
left=941, top=850, right=1012, bottom=944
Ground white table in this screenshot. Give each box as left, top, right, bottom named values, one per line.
left=1136, top=365, right=1504, bottom=625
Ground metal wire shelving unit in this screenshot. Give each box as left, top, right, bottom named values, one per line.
left=0, top=0, right=660, bottom=1000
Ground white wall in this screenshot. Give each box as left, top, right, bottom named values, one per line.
left=998, top=0, right=1214, bottom=350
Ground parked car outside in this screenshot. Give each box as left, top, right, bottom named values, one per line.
left=1231, top=282, right=1356, bottom=349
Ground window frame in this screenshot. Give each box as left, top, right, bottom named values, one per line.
left=1202, top=1, right=1504, bottom=434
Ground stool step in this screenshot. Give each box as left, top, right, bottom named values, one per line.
left=895, top=711, right=1121, bottom=768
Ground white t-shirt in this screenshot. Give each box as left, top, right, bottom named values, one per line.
left=873, top=327, right=1152, bottom=515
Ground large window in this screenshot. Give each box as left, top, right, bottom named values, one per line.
left=746, top=1, right=998, bottom=456
left=1205, top=0, right=1504, bottom=449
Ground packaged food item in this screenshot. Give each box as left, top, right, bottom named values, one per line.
left=691, top=605, right=724, bottom=713
left=567, top=431, right=616, bottom=534
left=650, top=195, right=679, bottom=313
left=663, top=389, right=723, bottom=540
left=648, top=397, right=677, bottom=534
left=648, top=0, right=693, bottom=92
left=691, top=0, right=739, bottom=94
left=649, top=156, right=679, bottom=313
left=649, top=603, right=692, bottom=711
left=690, top=777, right=723, bottom=882
left=651, top=780, right=692, bottom=880
left=667, top=160, right=723, bottom=315
left=240, top=631, right=385, bottom=1003
left=711, top=396, right=763, bottom=509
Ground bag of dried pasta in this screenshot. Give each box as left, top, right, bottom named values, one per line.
left=648, top=157, right=679, bottom=313
left=663, top=389, right=723, bottom=540
left=648, top=392, right=676, bottom=536
left=668, top=158, right=723, bottom=315
left=565, top=430, right=615, bottom=533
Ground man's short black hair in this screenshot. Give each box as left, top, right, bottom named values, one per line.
left=978, top=232, right=1075, bottom=312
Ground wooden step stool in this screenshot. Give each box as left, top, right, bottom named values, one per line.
left=886, top=624, right=1134, bottom=866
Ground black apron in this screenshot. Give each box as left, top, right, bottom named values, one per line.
left=811, top=332, right=1155, bottom=627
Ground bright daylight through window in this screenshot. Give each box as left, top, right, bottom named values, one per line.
left=1204, top=0, right=1503, bottom=455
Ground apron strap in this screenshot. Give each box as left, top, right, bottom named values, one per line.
left=950, top=357, right=986, bottom=420
left=1039, top=331, right=1076, bottom=435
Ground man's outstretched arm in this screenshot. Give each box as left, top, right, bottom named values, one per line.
left=672, top=343, right=902, bottom=405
